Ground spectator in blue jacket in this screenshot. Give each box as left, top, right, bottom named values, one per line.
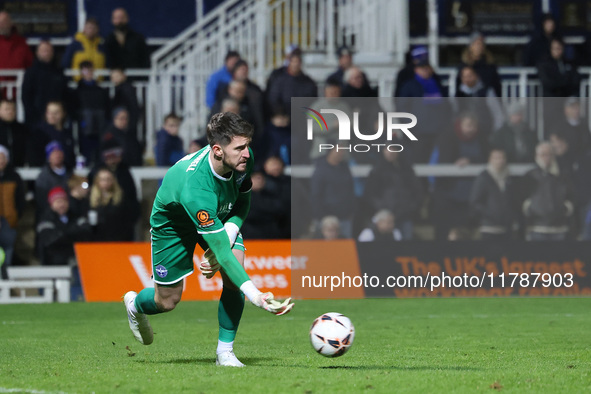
left=155, top=113, right=184, bottom=167
left=397, top=55, right=450, bottom=163
left=205, top=50, right=240, bottom=109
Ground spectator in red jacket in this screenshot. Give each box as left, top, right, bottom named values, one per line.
left=0, top=11, right=33, bottom=98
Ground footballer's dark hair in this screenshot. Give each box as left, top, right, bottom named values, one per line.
left=206, top=112, right=253, bottom=147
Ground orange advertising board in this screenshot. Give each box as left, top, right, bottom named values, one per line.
left=75, top=241, right=292, bottom=302
left=291, top=239, right=365, bottom=299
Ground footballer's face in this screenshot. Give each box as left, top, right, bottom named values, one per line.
left=218, top=136, right=250, bottom=173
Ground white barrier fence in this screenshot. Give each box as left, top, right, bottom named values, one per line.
left=15, top=163, right=536, bottom=188
left=1, top=266, right=71, bottom=304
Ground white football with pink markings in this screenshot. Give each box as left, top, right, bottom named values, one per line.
left=309, top=312, right=355, bottom=357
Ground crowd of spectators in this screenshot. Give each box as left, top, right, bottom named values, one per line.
left=0, top=7, right=150, bottom=274
left=1, top=7, right=591, bottom=281
left=309, top=12, right=591, bottom=243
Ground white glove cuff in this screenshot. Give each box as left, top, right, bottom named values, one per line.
left=224, top=222, right=240, bottom=245
left=240, top=280, right=262, bottom=301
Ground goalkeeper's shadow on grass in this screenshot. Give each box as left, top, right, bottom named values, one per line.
left=318, top=365, right=481, bottom=371
left=133, top=357, right=273, bottom=365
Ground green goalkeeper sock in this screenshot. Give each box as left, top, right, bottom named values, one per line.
left=134, top=288, right=161, bottom=315
left=218, top=287, right=245, bottom=343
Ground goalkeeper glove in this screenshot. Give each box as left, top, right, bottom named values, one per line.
left=240, top=281, right=294, bottom=315
left=198, top=248, right=220, bottom=279
left=250, top=292, right=294, bottom=316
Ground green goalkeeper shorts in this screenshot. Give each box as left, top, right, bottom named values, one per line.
left=151, top=231, right=245, bottom=285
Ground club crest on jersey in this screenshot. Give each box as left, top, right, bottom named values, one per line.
left=155, top=265, right=168, bottom=278
left=196, top=210, right=215, bottom=227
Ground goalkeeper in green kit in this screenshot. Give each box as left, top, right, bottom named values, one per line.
left=124, top=112, right=294, bottom=367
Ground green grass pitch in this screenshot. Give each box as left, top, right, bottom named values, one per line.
left=1, top=298, right=590, bottom=393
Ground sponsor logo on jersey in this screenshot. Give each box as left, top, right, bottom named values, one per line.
left=218, top=202, right=233, bottom=217
left=155, top=264, right=168, bottom=278
left=196, top=210, right=215, bottom=227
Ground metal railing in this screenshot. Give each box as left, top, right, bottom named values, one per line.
left=0, top=68, right=151, bottom=154
left=265, top=0, right=407, bottom=66
left=9, top=164, right=536, bottom=204
left=148, top=0, right=407, bottom=155
left=15, top=164, right=537, bottom=190
left=3, top=65, right=591, bottom=161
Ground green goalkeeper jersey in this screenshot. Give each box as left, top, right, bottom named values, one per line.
left=150, top=145, right=253, bottom=239
left=148, top=144, right=253, bottom=286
